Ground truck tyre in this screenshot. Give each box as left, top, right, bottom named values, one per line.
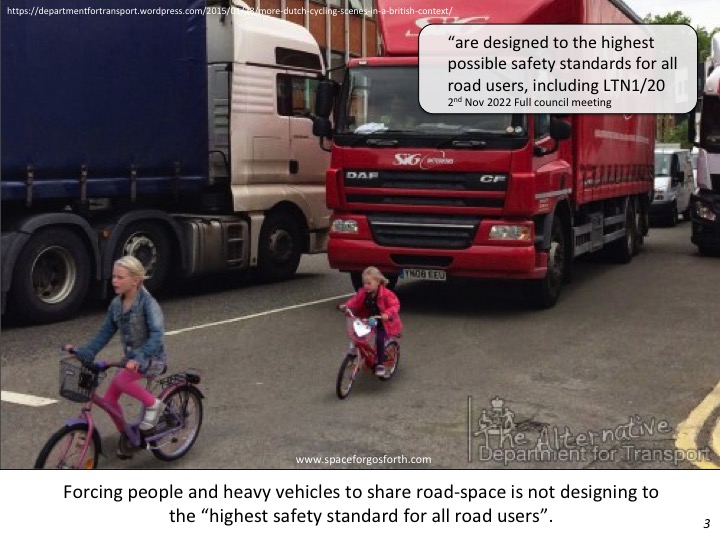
left=114, top=222, right=170, bottom=295
left=607, top=200, right=636, bottom=264
left=524, top=216, right=565, bottom=309
left=633, top=199, right=646, bottom=255
left=9, top=228, right=91, bottom=324
left=350, top=271, right=398, bottom=291
left=257, top=212, right=303, bottom=282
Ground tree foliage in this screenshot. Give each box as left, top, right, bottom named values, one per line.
left=667, top=120, right=692, bottom=148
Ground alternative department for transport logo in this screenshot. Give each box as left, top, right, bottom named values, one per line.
left=466, top=396, right=713, bottom=467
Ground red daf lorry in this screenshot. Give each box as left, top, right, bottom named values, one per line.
left=313, top=0, right=654, bottom=307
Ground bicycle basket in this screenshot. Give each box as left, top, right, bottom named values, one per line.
left=346, top=317, right=376, bottom=343
left=59, top=358, right=100, bottom=403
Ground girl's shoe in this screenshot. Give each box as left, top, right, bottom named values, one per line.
left=140, top=399, right=165, bottom=431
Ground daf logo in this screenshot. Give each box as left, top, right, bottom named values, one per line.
left=479, top=175, right=507, bottom=183
left=346, top=171, right=379, bottom=180
left=394, top=154, right=422, bottom=166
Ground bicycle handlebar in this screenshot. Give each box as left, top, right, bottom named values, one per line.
left=61, top=346, right=125, bottom=373
left=341, top=308, right=392, bottom=323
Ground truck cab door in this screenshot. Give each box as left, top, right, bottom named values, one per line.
left=208, top=64, right=231, bottom=182
left=281, top=72, right=330, bottom=186
left=532, top=114, right=572, bottom=213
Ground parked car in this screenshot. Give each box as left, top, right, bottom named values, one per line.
left=651, top=147, right=694, bottom=226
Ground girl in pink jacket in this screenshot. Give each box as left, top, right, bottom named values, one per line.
left=340, top=267, right=403, bottom=377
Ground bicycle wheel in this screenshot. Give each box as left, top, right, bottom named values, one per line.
left=336, top=353, right=360, bottom=399
left=378, top=341, right=400, bottom=381
left=34, top=424, right=100, bottom=469
left=151, top=386, right=203, bottom=462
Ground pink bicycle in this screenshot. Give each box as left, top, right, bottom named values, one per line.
left=34, top=351, right=204, bottom=469
left=336, top=308, right=400, bottom=399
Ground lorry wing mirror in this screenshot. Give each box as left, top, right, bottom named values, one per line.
left=534, top=118, right=571, bottom=157
left=549, top=118, right=572, bottom=141
left=313, top=117, right=333, bottom=151
left=315, top=80, right=338, bottom=119
left=313, top=117, right=332, bottom=138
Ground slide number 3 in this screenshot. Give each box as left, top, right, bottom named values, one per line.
left=704, top=519, right=710, bottom=529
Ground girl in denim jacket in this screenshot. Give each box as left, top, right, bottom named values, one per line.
left=65, top=256, right=167, bottom=441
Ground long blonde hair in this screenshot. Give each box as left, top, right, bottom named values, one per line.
left=114, top=255, right=146, bottom=282
left=362, top=266, right=389, bottom=286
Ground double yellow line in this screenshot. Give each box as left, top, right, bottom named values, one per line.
left=676, top=380, right=720, bottom=469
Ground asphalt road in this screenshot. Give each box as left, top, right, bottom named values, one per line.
left=2, top=221, right=719, bottom=469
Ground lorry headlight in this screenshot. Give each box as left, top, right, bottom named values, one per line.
left=489, top=225, right=531, bottom=241
left=653, top=189, right=665, bottom=201
left=694, top=201, right=717, bottom=221
left=331, top=219, right=359, bottom=233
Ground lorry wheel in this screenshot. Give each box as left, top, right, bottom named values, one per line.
left=114, top=222, right=170, bottom=295
left=667, top=202, right=678, bottom=227
left=524, top=217, right=565, bottom=309
left=607, top=201, right=636, bottom=264
left=633, top=200, right=645, bottom=255
left=9, top=228, right=91, bottom=324
left=257, top=212, right=302, bottom=282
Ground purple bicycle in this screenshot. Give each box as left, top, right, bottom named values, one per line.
left=34, top=352, right=204, bottom=469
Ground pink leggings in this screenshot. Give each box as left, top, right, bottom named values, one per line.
left=103, top=368, right=156, bottom=411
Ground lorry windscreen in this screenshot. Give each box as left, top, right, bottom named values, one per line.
left=335, top=66, right=526, bottom=149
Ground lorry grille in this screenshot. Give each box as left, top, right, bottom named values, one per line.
left=347, top=194, right=503, bottom=207
left=367, top=214, right=480, bottom=249
left=344, top=170, right=506, bottom=209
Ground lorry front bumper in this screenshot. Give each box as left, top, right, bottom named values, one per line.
left=328, top=238, right=546, bottom=280
left=690, top=191, right=720, bottom=249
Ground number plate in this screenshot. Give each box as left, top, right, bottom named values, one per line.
left=401, top=268, right=447, bottom=281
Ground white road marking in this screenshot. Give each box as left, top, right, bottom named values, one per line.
left=165, top=294, right=350, bottom=336
left=2, top=294, right=351, bottom=406
left=1, top=391, right=57, bottom=407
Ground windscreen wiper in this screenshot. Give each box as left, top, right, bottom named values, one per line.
left=348, top=130, right=407, bottom=147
